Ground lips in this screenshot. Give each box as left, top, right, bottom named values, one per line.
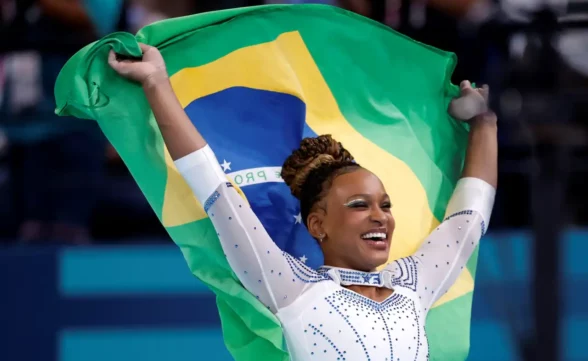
left=359, top=227, right=390, bottom=252
left=361, top=232, right=387, bottom=240
left=360, top=228, right=388, bottom=242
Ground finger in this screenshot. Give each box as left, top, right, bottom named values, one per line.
left=108, top=50, right=117, bottom=66
left=448, top=96, right=479, bottom=121
left=108, top=50, right=130, bottom=75
left=138, top=42, right=153, bottom=53
left=108, top=50, right=121, bottom=71
left=460, top=80, right=471, bottom=90
left=482, top=84, right=490, bottom=94
left=479, top=84, right=490, bottom=102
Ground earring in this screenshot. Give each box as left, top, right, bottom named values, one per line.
left=318, top=234, right=325, bottom=243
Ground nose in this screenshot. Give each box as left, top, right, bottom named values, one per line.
left=369, top=206, right=387, bottom=225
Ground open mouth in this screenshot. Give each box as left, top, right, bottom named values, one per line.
left=360, top=231, right=388, bottom=243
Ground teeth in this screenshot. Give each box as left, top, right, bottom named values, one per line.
left=361, top=232, right=387, bottom=240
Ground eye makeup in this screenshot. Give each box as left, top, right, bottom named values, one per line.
left=344, top=199, right=393, bottom=209
left=344, top=199, right=366, bottom=207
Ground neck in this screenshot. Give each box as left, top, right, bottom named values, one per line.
left=325, top=255, right=377, bottom=272
left=318, top=264, right=395, bottom=302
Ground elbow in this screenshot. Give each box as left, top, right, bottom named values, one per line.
left=174, top=146, right=227, bottom=205
left=445, top=178, right=496, bottom=227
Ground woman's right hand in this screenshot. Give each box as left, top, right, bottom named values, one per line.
left=108, top=43, right=168, bottom=87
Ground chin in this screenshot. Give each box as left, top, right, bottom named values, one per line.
left=351, top=242, right=391, bottom=271
left=373, top=255, right=390, bottom=269
left=360, top=252, right=390, bottom=271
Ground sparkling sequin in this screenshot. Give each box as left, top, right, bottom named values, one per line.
left=203, top=191, right=221, bottom=213
left=308, top=323, right=346, bottom=360
left=443, top=209, right=474, bottom=221
left=286, top=254, right=330, bottom=284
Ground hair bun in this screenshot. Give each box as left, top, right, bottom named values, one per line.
left=281, top=135, right=355, bottom=199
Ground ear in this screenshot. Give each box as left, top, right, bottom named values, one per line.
left=306, top=210, right=325, bottom=240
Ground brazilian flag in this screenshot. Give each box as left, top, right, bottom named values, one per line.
left=55, top=4, right=475, bottom=361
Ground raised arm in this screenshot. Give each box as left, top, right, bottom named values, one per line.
left=109, top=44, right=207, bottom=160
left=108, top=44, right=323, bottom=312
left=456, top=82, right=498, bottom=189
left=386, top=81, right=497, bottom=313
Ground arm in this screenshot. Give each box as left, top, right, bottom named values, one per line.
left=461, top=116, right=498, bottom=188
left=142, top=73, right=207, bottom=160
left=174, top=146, right=325, bottom=313
left=109, top=44, right=206, bottom=161
left=109, top=45, right=322, bottom=312
left=109, top=44, right=214, bottom=198
left=387, top=82, right=497, bottom=313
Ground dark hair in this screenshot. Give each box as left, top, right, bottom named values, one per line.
left=281, top=135, right=360, bottom=226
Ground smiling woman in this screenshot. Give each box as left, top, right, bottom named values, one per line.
left=106, top=33, right=497, bottom=359
left=280, top=135, right=395, bottom=272
left=171, top=132, right=495, bottom=360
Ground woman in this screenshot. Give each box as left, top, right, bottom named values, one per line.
left=109, top=43, right=497, bottom=361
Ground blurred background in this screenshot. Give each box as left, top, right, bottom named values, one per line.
left=0, top=0, right=587, bottom=360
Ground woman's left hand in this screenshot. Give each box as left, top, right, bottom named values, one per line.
left=448, top=80, right=489, bottom=121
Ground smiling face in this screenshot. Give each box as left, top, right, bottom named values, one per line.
left=306, top=167, right=395, bottom=272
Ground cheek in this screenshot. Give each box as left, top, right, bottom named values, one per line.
left=326, top=210, right=365, bottom=237
left=387, top=213, right=396, bottom=230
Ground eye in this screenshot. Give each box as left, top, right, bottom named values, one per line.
left=381, top=202, right=392, bottom=211
left=346, top=200, right=367, bottom=208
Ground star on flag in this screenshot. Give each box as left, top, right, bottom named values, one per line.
left=293, top=213, right=302, bottom=224
left=220, top=159, right=231, bottom=172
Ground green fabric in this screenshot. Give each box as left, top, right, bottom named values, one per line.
left=55, top=5, right=475, bottom=361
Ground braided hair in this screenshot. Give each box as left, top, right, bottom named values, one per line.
left=281, top=135, right=360, bottom=227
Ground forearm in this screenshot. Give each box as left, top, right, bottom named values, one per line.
left=461, top=112, right=498, bottom=188
left=142, top=76, right=207, bottom=160
left=411, top=113, right=497, bottom=308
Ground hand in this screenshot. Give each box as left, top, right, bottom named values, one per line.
left=448, top=80, right=489, bottom=121
left=108, top=43, right=168, bottom=86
